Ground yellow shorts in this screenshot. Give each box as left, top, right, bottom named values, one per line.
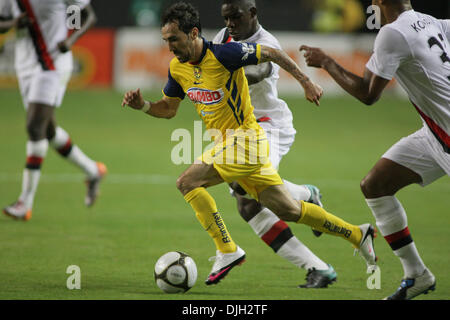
left=198, top=128, right=283, bottom=201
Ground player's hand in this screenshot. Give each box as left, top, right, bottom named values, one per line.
left=299, top=45, right=331, bottom=69
left=14, top=13, right=30, bottom=29
left=122, top=88, right=145, bottom=110
left=57, top=40, right=71, bottom=53
left=302, top=80, right=323, bottom=106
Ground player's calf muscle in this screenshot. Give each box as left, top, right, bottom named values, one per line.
left=230, top=184, right=300, bottom=221
left=259, top=190, right=300, bottom=222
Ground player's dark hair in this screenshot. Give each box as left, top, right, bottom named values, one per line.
left=387, top=0, right=411, bottom=4
left=161, top=2, right=202, bottom=35
left=222, top=0, right=256, bottom=10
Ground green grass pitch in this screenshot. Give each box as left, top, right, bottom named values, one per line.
left=0, top=88, right=448, bottom=300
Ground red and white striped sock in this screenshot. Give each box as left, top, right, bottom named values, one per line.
left=50, top=127, right=98, bottom=178
left=248, top=208, right=329, bottom=270
left=366, top=196, right=426, bottom=278
left=19, top=139, right=48, bottom=209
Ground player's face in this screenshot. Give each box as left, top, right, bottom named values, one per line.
left=221, top=3, right=255, bottom=41
left=161, top=22, right=195, bottom=63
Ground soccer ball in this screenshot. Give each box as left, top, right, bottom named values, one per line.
left=154, top=251, right=197, bottom=293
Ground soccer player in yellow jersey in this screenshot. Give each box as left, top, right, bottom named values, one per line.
left=122, top=1, right=377, bottom=285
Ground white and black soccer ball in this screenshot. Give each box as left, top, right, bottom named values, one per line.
left=154, top=251, right=197, bottom=293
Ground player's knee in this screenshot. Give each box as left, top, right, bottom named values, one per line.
left=26, top=120, right=47, bottom=141
left=360, top=173, right=392, bottom=198
left=176, top=174, right=196, bottom=195
left=360, top=174, right=377, bottom=197
left=229, top=181, right=247, bottom=196
left=237, top=198, right=262, bottom=222
left=176, top=175, right=187, bottom=194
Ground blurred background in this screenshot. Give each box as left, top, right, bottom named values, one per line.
left=94, top=0, right=449, bottom=32
left=0, top=0, right=448, bottom=95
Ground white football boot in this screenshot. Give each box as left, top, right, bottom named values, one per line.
left=3, top=200, right=32, bottom=221
left=305, top=184, right=323, bottom=207
left=85, top=162, right=107, bottom=207
left=205, top=246, right=246, bottom=285
left=385, top=268, right=436, bottom=300
left=355, top=223, right=378, bottom=273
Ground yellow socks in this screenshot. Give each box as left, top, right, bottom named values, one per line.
left=184, top=187, right=237, bottom=253
left=298, top=201, right=362, bottom=247
left=184, top=189, right=361, bottom=251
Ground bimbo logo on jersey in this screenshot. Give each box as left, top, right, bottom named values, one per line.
left=187, top=88, right=224, bottom=105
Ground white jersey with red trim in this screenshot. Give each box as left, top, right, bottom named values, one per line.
left=213, top=26, right=295, bottom=131
left=366, top=10, right=450, bottom=152
left=1, top=0, right=90, bottom=77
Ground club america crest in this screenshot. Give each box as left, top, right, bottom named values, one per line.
left=193, top=66, right=203, bottom=84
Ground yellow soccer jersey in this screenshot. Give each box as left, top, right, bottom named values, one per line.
left=163, top=38, right=263, bottom=138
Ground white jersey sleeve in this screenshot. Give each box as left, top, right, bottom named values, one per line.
left=366, top=26, right=410, bottom=80
left=212, top=28, right=227, bottom=44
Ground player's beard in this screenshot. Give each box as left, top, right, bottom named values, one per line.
left=177, top=44, right=196, bottom=64
left=174, top=47, right=191, bottom=63
left=173, top=50, right=187, bottom=63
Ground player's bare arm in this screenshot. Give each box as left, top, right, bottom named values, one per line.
left=300, top=45, right=390, bottom=105
left=58, top=4, right=97, bottom=53
left=243, top=63, right=272, bottom=85
left=121, top=89, right=180, bottom=119
left=260, top=45, right=323, bottom=106
left=0, top=12, right=29, bottom=33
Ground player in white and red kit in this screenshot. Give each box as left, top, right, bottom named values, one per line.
left=0, top=0, right=107, bottom=220
left=301, top=0, right=449, bottom=299
left=212, top=0, right=339, bottom=288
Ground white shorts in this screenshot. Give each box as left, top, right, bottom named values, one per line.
left=18, top=69, right=72, bottom=109
left=382, top=126, right=450, bottom=186
left=259, top=122, right=296, bottom=170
